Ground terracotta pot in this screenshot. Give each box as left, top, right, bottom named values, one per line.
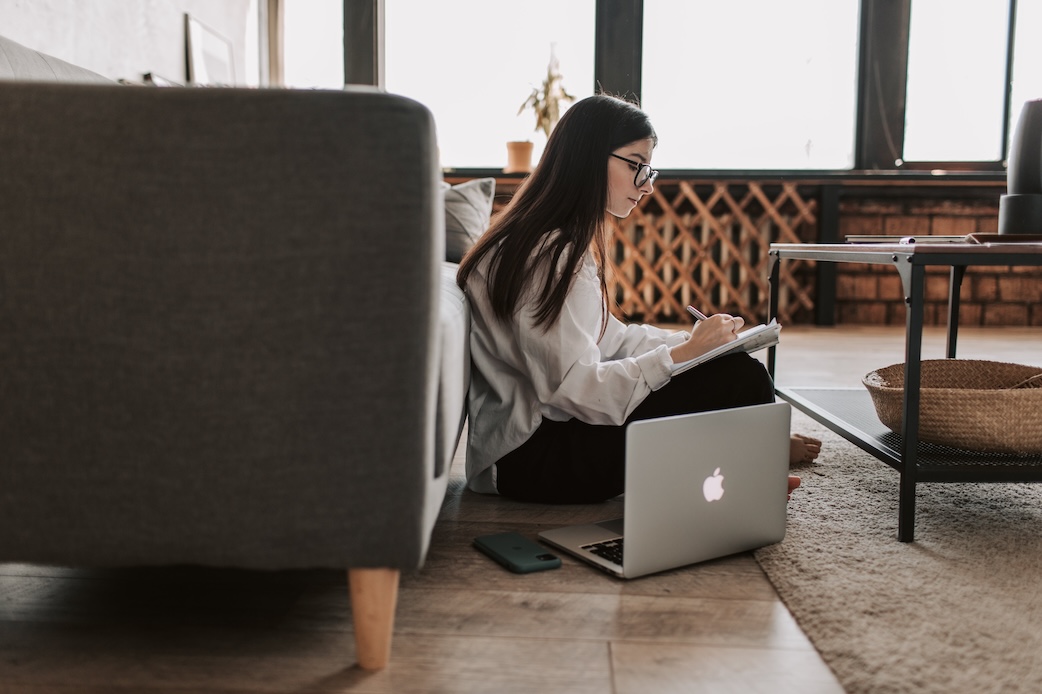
left=504, top=141, right=534, bottom=174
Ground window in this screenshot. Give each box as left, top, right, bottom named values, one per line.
left=384, top=0, right=595, bottom=170
left=333, top=0, right=1038, bottom=172
left=640, top=0, right=860, bottom=170
left=246, top=0, right=261, bottom=86
left=282, top=0, right=344, bottom=88
left=903, top=0, right=1010, bottom=163
left=1009, top=0, right=1042, bottom=159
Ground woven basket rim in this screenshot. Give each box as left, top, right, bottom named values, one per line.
left=863, top=359, right=1042, bottom=391
left=864, top=383, right=1042, bottom=393
left=862, top=359, right=1042, bottom=454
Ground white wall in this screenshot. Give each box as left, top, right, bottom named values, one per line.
left=0, top=0, right=252, bottom=84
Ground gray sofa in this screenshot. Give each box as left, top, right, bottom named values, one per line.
left=0, top=34, right=470, bottom=669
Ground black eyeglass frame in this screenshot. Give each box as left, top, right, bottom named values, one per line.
left=609, top=153, right=659, bottom=187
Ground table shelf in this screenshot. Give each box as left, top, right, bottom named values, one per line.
left=778, top=387, right=1042, bottom=483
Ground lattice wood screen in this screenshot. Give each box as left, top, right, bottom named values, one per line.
left=456, top=177, right=821, bottom=325
left=608, top=180, right=819, bottom=324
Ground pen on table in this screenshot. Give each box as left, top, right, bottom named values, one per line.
left=686, top=305, right=710, bottom=322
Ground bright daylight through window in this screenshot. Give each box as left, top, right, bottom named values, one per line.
left=903, top=0, right=1010, bottom=162
left=1009, top=0, right=1042, bottom=155
left=641, top=0, right=859, bottom=170
left=278, top=0, right=1040, bottom=171
left=905, top=0, right=1042, bottom=164
left=282, top=0, right=344, bottom=88
left=384, top=0, right=595, bottom=171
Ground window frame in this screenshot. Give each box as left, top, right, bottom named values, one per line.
left=344, top=0, right=1019, bottom=178
left=883, top=0, right=1019, bottom=172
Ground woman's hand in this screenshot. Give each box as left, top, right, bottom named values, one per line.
left=669, top=313, right=745, bottom=365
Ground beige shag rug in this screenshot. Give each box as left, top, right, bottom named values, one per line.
left=756, top=414, right=1042, bottom=694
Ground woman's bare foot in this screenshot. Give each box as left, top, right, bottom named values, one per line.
left=790, top=433, right=822, bottom=465
left=787, top=474, right=801, bottom=500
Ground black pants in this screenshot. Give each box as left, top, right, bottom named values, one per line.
left=494, top=353, right=775, bottom=504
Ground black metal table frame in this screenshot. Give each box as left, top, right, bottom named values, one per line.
left=767, top=243, right=1042, bottom=542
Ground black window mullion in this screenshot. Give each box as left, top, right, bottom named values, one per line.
left=344, top=0, right=382, bottom=86
left=595, top=0, right=643, bottom=103
left=1002, top=0, right=1019, bottom=161
left=854, top=0, right=911, bottom=170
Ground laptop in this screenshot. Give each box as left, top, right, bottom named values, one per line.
left=538, top=402, right=792, bottom=579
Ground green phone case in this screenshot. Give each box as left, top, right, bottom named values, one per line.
left=473, top=532, right=562, bottom=573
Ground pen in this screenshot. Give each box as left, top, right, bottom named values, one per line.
left=686, top=305, right=710, bottom=322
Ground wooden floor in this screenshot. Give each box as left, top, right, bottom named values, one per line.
left=2, top=326, right=1039, bottom=693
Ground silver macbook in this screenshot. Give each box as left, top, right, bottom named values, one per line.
left=538, top=402, right=792, bottom=579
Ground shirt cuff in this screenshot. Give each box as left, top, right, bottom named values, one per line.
left=635, top=344, right=674, bottom=391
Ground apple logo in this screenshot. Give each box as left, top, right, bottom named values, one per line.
left=702, top=467, right=725, bottom=502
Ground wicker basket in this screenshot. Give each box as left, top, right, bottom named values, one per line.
left=862, top=359, right=1042, bottom=454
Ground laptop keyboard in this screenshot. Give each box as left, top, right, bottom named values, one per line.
left=583, top=537, right=624, bottom=565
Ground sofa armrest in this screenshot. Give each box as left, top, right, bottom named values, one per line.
left=0, top=82, right=446, bottom=570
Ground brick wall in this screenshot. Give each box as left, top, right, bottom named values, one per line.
left=835, top=194, right=1042, bottom=327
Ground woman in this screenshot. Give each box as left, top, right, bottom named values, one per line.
left=457, top=94, right=818, bottom=504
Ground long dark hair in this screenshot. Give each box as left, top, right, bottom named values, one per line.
left=457, top=95, right=657, bottom=332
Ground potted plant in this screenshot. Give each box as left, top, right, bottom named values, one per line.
left=505, top=45, right=575, bottom=173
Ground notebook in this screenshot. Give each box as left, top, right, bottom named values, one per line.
left=538, top=402, right=791, bottom=579
left=671, top=320, right=781, bottom=375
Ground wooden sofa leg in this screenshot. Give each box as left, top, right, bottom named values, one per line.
left=347, top=567, right=401, bottom=670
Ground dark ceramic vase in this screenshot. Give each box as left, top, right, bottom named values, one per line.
left=999, top=99, right=1042, bottom=235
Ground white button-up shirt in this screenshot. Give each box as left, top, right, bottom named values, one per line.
left=462, top=244, right=689, bottom=493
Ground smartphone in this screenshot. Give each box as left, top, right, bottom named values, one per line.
left=473, top=532, right=562, bottom=573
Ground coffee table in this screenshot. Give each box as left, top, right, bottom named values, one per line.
left=767, top=242, right=1042, bottom=541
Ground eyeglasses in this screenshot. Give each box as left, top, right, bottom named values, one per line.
left=609, top=153, right=659, bottom=187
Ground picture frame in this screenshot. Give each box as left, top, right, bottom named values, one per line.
left=185, top=14, right=235, bottom=86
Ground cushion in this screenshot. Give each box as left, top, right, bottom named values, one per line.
left=443, top=178, right=495, bottom=263
left=0, top=34, right=111, bottom=83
